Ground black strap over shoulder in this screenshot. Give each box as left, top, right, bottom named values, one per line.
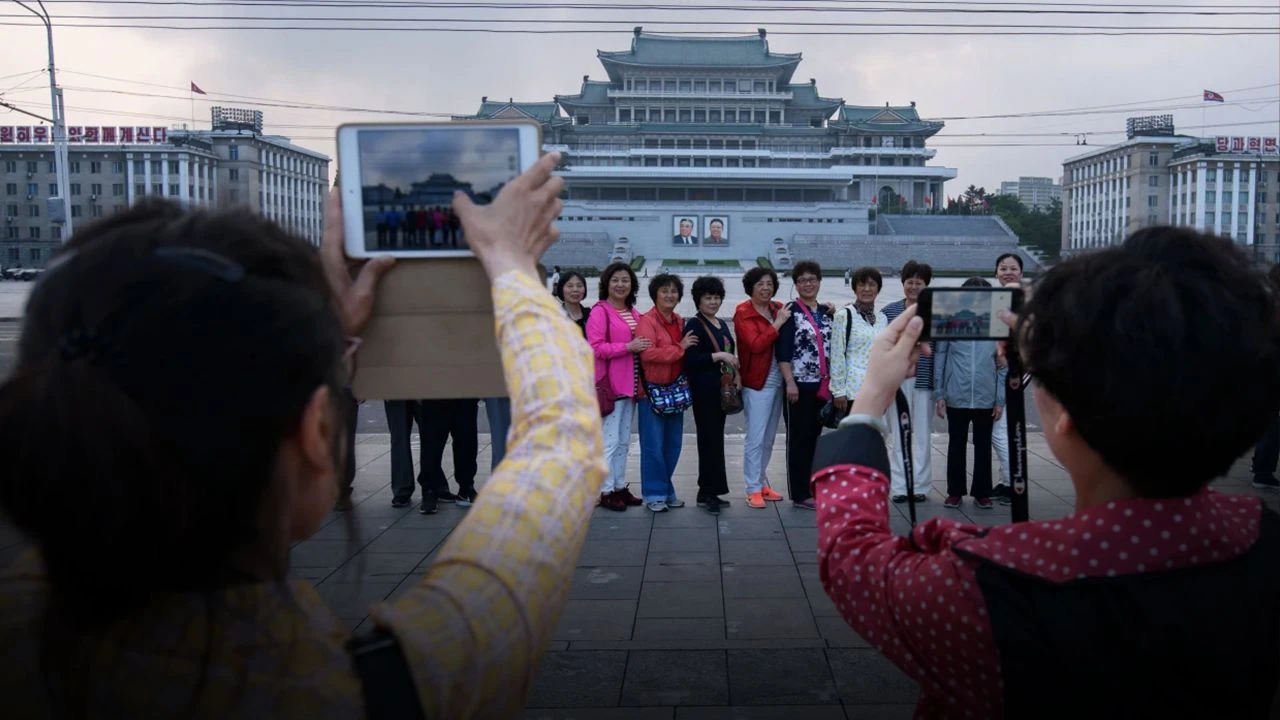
left=349, top=627, right=427, bottom=720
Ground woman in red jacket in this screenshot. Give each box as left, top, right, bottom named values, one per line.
left=636, top=274, right=698, bottom=512
left=733, top=267, right=792, bottom=508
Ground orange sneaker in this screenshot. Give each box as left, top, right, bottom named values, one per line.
left=746, top=492, right=767, bottom=509
left=761, top=486, right=784, bottom=502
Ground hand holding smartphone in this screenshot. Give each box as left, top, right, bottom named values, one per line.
left=917, top=286, right=1023, bottom=342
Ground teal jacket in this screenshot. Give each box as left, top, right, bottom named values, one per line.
left=933, top=340, right=1006, bottom=409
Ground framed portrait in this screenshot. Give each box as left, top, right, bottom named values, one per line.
left=672, top=215, right=699, bottom=246
left=703, top=216, right=729, bottom=245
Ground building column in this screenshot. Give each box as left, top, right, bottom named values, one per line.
left=143, top=155, right=152, bottom=197
left=125, top=154, right=136, bottom=206
left=1170, top=170, right=1179, bottom=226
left=179, top=157, right=190, bottom=206
left=1213, top=163, right=1225, bottom=236
left=1247, top=163, right=1258, bottom=246
left=1195, top=162, right=1207, bottom=230
left=1231, top=163, right=1242, bottom=242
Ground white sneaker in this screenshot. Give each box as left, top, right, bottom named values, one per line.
left=666, top=497, right=686, bottom=508
left=647, top=501, right=669, bottom=512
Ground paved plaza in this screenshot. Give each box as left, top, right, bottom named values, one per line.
left=292, top=427, right=1277, bottom=718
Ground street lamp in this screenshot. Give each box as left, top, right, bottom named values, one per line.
left=12, top=0, right=72, bottom=239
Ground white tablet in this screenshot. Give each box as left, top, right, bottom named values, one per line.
left=336, top=120, right=543, bottom=259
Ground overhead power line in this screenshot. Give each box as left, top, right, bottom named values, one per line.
left=2, top=21, right=1274, bottom=35
left=6, top=2, right=1280, bottom=14
left=26, top=0, right=1280, bottom=9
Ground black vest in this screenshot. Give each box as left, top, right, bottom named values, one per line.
left=957, top=507, right=1280, bottom=719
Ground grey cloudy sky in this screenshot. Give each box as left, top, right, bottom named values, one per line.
left=1, top=0, right=1277, bottom=194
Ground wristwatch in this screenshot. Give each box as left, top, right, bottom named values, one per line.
left=839, top=412, right=889, bottom=436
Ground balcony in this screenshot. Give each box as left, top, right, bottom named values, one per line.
left=606, top=89, right=793, bottom=100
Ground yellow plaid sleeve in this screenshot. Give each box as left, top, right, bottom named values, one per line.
left=368, top=269, right=608, bottom=719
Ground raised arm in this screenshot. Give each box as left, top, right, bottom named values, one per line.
left=371, top=270, right=607, bottom=719
left=366, top=151, right=609, bottom=719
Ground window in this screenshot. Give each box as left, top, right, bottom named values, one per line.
left=92, top=205, right=104, bottom=218
left=1224, top=169, right=1234, bottom=181
left=112, top=183, right=124, bottom=196
left=152, top=183, right=162, bottom=195
left=90, top=183, right=102, bottom=196
left=5, top=227, right=16, bottom=239
left=69, top=161, right=81, bottom=173
left=27, top=204, right=38, bottom=217
left=70, top=205, right=82, bottom=218
left=27, top=183, right=38, bottom=196
left=1148, top=176, right=1159, bottom=187
left=52, top=226, right=61, bottom=241
left=70, top=183, right=81, bottom=196
left=1147, top=195, right=1158, bottom=208
left=90, top=161, right=102, bottom=174
left=169, top=161, right=180, bottom=174
left=1147, top=214, right=1158, bottom=225
left=135, top=183, right=145, bottom=197
left=112, top=161, right=123, bottom=174
left=4, top=184, right=14, bottom=196
left=1206, top=190, right=1217, bottom=203
left=28, top=248, right=42, bottom=263
left=28, top=227, right=39, bottom=240
left=3, top=161, right=15, bottom=173
left=151, top=161, right=162, bottom=174
left=169, top=184, right=179, bottom=196
left=1148, top=152, right=1159, bottom=166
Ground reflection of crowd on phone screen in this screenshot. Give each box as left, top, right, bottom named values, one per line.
left=373, top=205, right=465, bottom=249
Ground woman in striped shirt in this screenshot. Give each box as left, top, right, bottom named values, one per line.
left=879, top=260, right=936, bottom=503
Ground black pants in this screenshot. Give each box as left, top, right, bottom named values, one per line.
left=339, top=387, right=359, bottom=498
left=782, top=382, right=823, bottom=502
left=385, top=399, right=422, bottom=501
left=690, top=378, right=729, bottom=499
left=420, top=398, right=479, bottom=494
left=1253, top=414, right=1280, bottom=481
left=947, top=407, right=994, bottom=499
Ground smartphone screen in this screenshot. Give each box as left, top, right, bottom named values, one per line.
left=356, top=126, right=521, bottom=254
left=920, top=288, right=1018, bottom=341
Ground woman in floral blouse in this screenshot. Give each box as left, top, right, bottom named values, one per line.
left=831, top=266, right=887, bottom=416
left=775, top=260, right=833, bottom=510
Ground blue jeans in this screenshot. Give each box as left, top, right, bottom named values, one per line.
left=637, top=399, right=684, bottom=503
left=485, top=397, right=511, bottom=470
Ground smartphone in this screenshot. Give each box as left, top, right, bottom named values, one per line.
left=917, top=287, right=1022, bottom=341
left=336, top=120, right=543, bottom=259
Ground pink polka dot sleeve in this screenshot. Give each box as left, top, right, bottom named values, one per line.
left=812, top=463, right=1006, bottom=719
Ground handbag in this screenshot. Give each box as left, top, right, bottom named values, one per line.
left=794, top=301, right=832, bottom=402
left=818, top=308, right=853, bottom=429
left=592, top=304, right=617, bottom=417
left=639, top=313, right=693, bottom=416
left=695, top=315, right=743, bottom=415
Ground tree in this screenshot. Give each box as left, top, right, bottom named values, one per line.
left=986, top=195, right=1063, bottom=259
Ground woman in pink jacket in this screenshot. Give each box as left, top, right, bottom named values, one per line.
left=587, top=262, right=651, bottom=511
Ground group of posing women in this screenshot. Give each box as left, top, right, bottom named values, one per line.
left=560, top=253, right=1027, bottom=514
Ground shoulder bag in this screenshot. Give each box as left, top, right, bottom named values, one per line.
left=695, top=315, right=743, bottom=415
left=592, top=304, right=617, bottom=417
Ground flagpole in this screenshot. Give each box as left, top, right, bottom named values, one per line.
left=190, top=87, right=195, bottom=130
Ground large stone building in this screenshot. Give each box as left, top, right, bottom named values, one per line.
left=0, top=108, right=329, bottom=268
left=997, top=176, right=1062, bottom=211
left=457, top=28, right=998, bottom=271
left=1062, top=115, right=1279, bottom=259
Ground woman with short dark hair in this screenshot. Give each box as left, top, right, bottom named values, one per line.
left=555, top=270, right=589, bottom=336
left=734, top=266, right=792, bottom=508
left=831, top=266, right=887, bottom=417
left=684, top=276, right=740, bottom=513
left=635, top=273, right=697, bottom=512
left=588, top=262, right=651, bottom=511
left=775, top=260, right=832, bottom=510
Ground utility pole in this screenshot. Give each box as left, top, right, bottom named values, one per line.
left=13, top=0, right=72, bottom=239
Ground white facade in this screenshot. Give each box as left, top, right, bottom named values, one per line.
left=1061, top=136, right=1188, bottom=254
left=1168, top=150, right=1276, bottom=247
left=998, top=176, right=1061, bottom=211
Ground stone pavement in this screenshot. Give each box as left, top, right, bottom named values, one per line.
left=289, top=429, right=1279, bottom=718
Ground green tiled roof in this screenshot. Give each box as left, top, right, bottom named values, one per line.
left=786, top=83, right=843, bottom=110
left=598, top=32, right=802, bottom=82
left=834, top=105, right=942, bottom=134
left=463, top=100, right=562, bottom=122
left=555, top=81, right=613, bottom=108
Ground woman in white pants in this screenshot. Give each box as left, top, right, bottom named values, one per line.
left=990, top=252, right=1023, bottom=504
left=732, top=267, right=792, bottom=509
left=878, top=260, right=935, bottom=503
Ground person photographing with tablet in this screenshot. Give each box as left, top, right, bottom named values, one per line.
left=0, top=151, right=612, bottom=719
